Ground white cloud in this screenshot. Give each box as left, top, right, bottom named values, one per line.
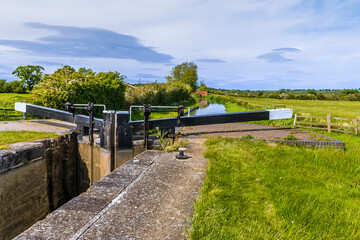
left=0, top=0, right=359, bottom=89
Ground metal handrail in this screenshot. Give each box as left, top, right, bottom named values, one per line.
left=129, top=105, right=190, bottom=121
left=72, top=104, right=106, bottom=111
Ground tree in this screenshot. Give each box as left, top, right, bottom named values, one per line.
left=341, top=89, right=359, bottom=95
left=198, top=81, right=210, bottom=92
left=32, top=66, right=126, bottom=117
left=307, top=89, right=317, bottom=95
left=12, top=65, right=45, bottom=91
left=166, top=62, right=198, bottom=92
left=0, top=79, right=7, bottom=93
left=8, top=80, right=26, bottom=93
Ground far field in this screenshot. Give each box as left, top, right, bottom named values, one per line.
left=0, top=93, right=31, bottom=107
left=0, top=93, right=31, bottom=121
left=237, top=96, right=360, bottom=119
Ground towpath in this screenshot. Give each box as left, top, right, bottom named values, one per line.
left=0, top=119, right=76, bottom=133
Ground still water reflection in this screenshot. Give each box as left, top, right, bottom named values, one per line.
left=191, top=103, right=227, bottom=116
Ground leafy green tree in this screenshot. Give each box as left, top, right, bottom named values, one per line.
left=32, top=66, right=126, bottom=116
left=257, top=91, right=264, bottom=97
left=307, top=89, right=317, bottom=95
left=0, top=79, right=26, bottom=93
left=198, top=81, right=210, bottom=92
left=0, top=79, right=7, bottom=93
left=12, top=65, right=45, bottom=91
left=166, top=62, right=198, bottom=91
left=341, top=89, right=359, bottom=95
left=8, top=80, right=26, bottom=93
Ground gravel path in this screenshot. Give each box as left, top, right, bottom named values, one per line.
left=0, top=119, right=76, bottom=133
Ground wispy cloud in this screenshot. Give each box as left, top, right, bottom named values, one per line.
left=257, top=47, right=301, bottom=63
left=34, top=60, right=63, bottom=66
left=0, top=23, right=173, bottom=64
left=196, top=58, right=226, bottom=63
left=134, top=73, right=162, bottom=79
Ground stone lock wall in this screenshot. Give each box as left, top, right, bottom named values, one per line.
left=0, top=133, right=79, bottom=240
left=0, top=132, right=136, bottom=240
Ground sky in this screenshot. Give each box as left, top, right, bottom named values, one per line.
left=0, top=0, right=360, bottom=90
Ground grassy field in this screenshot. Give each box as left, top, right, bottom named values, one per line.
left=0, top=93, right=32, bottom=121
left=190, top=132, right=360, bottom=239
left=237, top=97, right=360, bottom=119
left=0, top=93, right=31, bottom=107
left=0, top=131, right=59, bottom=147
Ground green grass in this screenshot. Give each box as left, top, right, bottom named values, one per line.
left=0, top=93, right=32, bottom=121
left=209, top=94, right=360, bottom=128
left=224, top=101, right=248, bottom=113
left=0, top=131, right=59, bottom=146
left=238, top=97, right=360, bottom=119
left=190, top=132, right=360, bottom=239
left=0, top=93, right=31, bottom=107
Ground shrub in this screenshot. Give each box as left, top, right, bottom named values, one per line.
left=341, top=89, right=359, bottom=96
left=192, top=93, right=202, bottom=99
left=287, top=93, right=296, bottom=99
left=32, top=66, right=126, bottom=116
left=297, top=94, right=316, bottom=100
left=284, top=134, right=299, bottom=140
left=280, top=93, right=288, bottom=99
left=316, top=93, right=326, bottom=100
left=268, top=93, right=280, bottom=99
left=242, top=134, right=254, bottom=139
left=307, top=89, right=317, bottom=95
left=347, top=94, right=360, bottom=101
left=328, top=94, right=340, bottom=101
left=8, top=80, right=26, bottom=93
left=125, top=81, right=192, bottom=107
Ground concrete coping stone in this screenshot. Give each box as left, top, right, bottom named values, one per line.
left=0, top=134, right=74, bottom=173
left=14, top=150, right=164, bottom=239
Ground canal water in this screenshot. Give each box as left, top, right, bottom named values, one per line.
left=190, top=102, right=227, bottom=116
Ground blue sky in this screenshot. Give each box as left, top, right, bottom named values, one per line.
left=0, top=0, right=359, bottom=90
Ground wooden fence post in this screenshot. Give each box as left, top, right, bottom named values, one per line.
left=327, top=113, right=331, bottom=133
left=293, top=113, right=297, bottom=128
left=310, top=114, right=313, bottom=129
left=355, top=117, right=358, bottom=135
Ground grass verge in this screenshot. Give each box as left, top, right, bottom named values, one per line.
left=190, top=132, right=360, bottom=239
left=0, top=131, right=59, bottom=146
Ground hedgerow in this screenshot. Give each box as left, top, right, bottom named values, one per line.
left=125, top=82, right=192, bottom=107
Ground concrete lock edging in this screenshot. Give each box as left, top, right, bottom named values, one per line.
left=14, top=150, right=163, bottom=239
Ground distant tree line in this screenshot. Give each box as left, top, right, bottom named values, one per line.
left=0, top=79, right=26, bottom=93
left=210, top=88, right=360, bottom=101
